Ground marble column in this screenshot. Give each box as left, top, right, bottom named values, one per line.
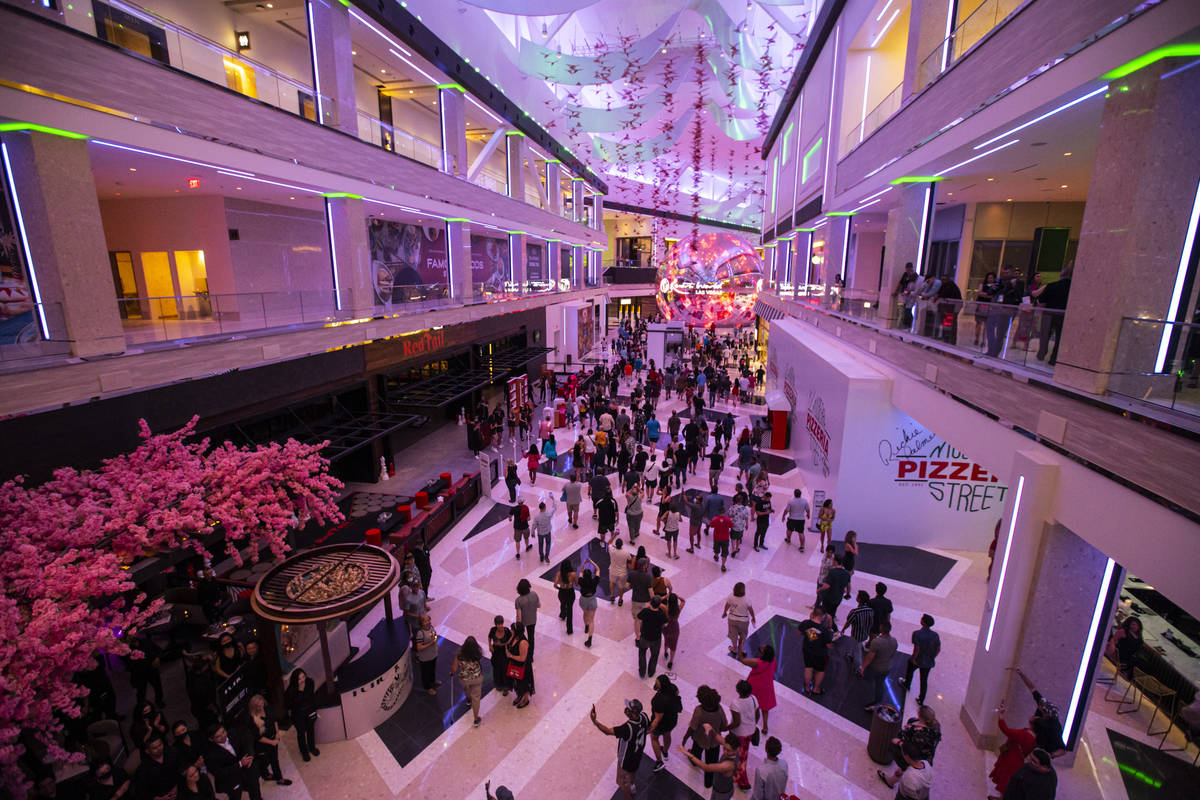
left=547, top=240, right=562, bottom=289
left=508, top=233, right=526, bottom=292
left=506, top=133, right=526, bottom=201
left=1055, top=59, right=1200, bottom=395
left=325, top=196, right=372, bottom=317
left=439, top=86, right=467, bottom=176
left=823, top=215, right=851, bottom=303
left=572, top=245, right=585, bottom=288
left=571, top=178, right=586, bottom=224
left=880, top=182, right=935, bottom=324
left=1, top=131, right=124, bottom=357
left=446, top=219, right=473, bottom=302
left=593, top=195, right=605, bottom=232
left=546, top=162, right=562, bottom=216
left=902, top=0, right=954, bottom=97
left=306, top=0, right=357, bottom=136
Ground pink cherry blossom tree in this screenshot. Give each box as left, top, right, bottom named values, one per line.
left=0, top=416, right=343, bottom=794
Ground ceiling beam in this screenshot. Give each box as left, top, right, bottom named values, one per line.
left=467, top=128, right=509, bottom=182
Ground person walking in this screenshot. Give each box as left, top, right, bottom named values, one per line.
left=504, top=462, right=521, bottom=503
left=554, top=559, right=577, bottom=636
left=903, top=615, right=941, bottom=706
left=284, top=669, right=319, bottom=762
left=637, top=596, right=669, bottom=679
left=649, top=674, right=684, bottom=773
left=797, top=606, right=833, bottom=696
left=681, top=686, right=728, bottom=790
left=609, top=538, right=629, bottom=606
left=728, top=491, right=750, bottom=558
left=564, top=472, right=583, bottom=529
left=723, top=582, right=756, bottom=660
left=534, top=495, right=558, bottom=564
left=662, top=592, right=686, bottom=670
left=860, top=620, right=899, bottom=710
left=506, top=622, right=532, bottom=708
left=711, top=510, right=732, bottom=572
left=627, top=557, right=654, bottom=637
left=728, top=680, right=759, bottom=791
left=414, top=614, right=442, bottom=696
left=597, top=486, right=619, bottom=547
left=684, top=491, right=704, bottom=554
left=488, top=615, right=512, bottom=698
left=526, top=444, right=540, bottom=485
left=751, top=491, right=773, bottom=551
left=590, top=699, right=650, bottom=800
left=451, top=636, right=485, bottom=727
left=816, top=498, right=835, bottom=552
left=625, top=483, right=644, bottom=543
left=750, top=737, right=787, bottom=800
left=868, top=582, right=893, bottom=635
left=740, top=644, right=778, bottom=735
left=510, top=498, right=532, bottom=560
left=782, top=489, right=809, bottom=551
left=660, top=501, right=682, bottom=560
left=818, top=554, right=851, bottom=623
left=578, top=557, right=600, bottom=648
left=514, top=578, right=541, bottom=650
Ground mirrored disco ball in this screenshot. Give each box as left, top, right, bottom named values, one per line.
left=656, top=232, right=764, bottom=326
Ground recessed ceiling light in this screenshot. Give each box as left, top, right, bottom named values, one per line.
left=409, top=89, right=414, bottom=94
left=129, top=167, right=136, bottom=171
left=1006, top=197, right=1013, bottom=202
left=947, top=192, right=953, bottom=195
left=1060, top=184, right=1068, bottom=188
left=380, top=68, right=387, bottom=74
left=289, top=196, right=295, bottom=200
left=986, top=177, right=994, bottom=181
left=236, top=187, right=243, bottom=190
left=1063, top=152, right=1072, bottom=156
left=351, top=50, right=357, bottom=55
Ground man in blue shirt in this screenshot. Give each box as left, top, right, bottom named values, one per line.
left=646, top=414, right=661, bottom=449
left=903, top=614, right=941, bottom=705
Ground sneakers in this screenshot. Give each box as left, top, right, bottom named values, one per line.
left=473, top=718, right=481, bottom=728
left=653, top=760, right=666, bottom=773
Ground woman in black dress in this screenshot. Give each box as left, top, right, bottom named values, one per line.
left=1107, top=616, right=1144, bottom=679
left=285, top=669, right=320, bottom=761
left=246, top=694, right=291, bottom=785
left=507, top=621, right=532, bottom=709
left=488, top=615, right=512, bottom=697
left=554, top=560, right=577, bottom=636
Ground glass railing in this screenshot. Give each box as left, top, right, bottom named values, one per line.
left=1109, top=318, right=1200, bottom=415
left=355, top=111, right=441, bottom=169
left=102, top=0, right=330, bottom=125
left=913, top=0, right=1024, bottom=93
left=0, top=301, right=76, bottom=364
left=842, top=82, right=903, bottom=153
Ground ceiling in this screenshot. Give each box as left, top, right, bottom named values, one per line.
left=408, top=0, right=818, bottom=228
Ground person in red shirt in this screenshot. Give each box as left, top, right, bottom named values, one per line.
left=526, top=445, right=540, bottom=484
left=711, top=513, right=733, bottom=572
left=990, top=698, right=1037, bottom=796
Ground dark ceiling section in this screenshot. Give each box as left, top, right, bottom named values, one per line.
left=384, top=346, right=551, bottom=407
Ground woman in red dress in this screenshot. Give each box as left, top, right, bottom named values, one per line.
left=740, top=644, right=778, bottom=736
left=989, top=699, right=1037, bottom=798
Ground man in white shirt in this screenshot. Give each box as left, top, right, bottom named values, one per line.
left=781, top=489, right=810, bottom=551
left=751, top=736, right=787, bottom=800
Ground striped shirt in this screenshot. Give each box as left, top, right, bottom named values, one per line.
left=846, top=605, right=874, bottom=643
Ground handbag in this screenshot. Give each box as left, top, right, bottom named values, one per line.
left=506, top=661, right=526, bottom=680
left=751, top=728, right=761, bottom=746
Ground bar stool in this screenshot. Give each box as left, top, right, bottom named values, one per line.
left=1132, top=670, right=1177, bottom=737
left=397, top=504, right=412, bottom=523
left=1159, top=705, right=1200, bottom=765
left=365, top=528, right=382, bottom=547
left=415, top=491, right=429, bottom=509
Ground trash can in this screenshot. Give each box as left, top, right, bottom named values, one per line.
left=554, top=397, right=567, bottom=427
left=867, top=704, right=902, bottom=764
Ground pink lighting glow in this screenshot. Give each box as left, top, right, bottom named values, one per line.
left=656, top=232, right=763, bottom=327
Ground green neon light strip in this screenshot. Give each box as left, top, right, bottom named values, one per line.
left=322, top=192, right=362, bottom=199
left=504, top=130, right=526, bottom=136
left=781, top=122, right=793, bottom=164
left=1103, top=44, right=1200, bottom=79
left=436, top=83, right=466, bottom=92
left=795, top=227, right=816, bottom=232
left=802, top=137, right=822, bottom=183
left=544, top=158, right=562, bottom=163
left=445, top=218, right=470, bottom=222
left=337, top=0, right=350, bottom=6
left=571, top=177, right=586, bottom=181
left=770, top=157, right=779, bottom=215
left=0, top=122, right=89, bottom=139
left=827, top=211, right=855, bottom=216
left=889, top=176, right=945, bottom=185
left=507, top=231, right=526, bottom=235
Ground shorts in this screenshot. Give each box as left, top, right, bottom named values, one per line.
left=598, top=520, right=616, bottom=535
left=728, top=617, right=749, bottom=641
left=644, top=477, right=657, bottom=490
left=709, top=469, right=721, bottom=483
left=731, top=529, right=744, bottom=541
left=714, top=539, right=729, bottom=556
left=513, top=526, right=529, bottom=540
left=787, top=519, right=805, bottom=533
left=567, top=503, right=580, bottom=515
left=616, top=768, right=636, bottom=791
left=611, top=574, right=628, bottom=594
left=580, top=594, right=598, bottom=611
left=689, top=524, right=701, bottom=538
left=806, top=651, right=829, bottom=671
left=664, top=528, right=679, bottom=542
left=630, top=600, right=646, bottom=619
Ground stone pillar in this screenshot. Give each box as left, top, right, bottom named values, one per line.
left=306, top=0, right=356, bottom=136
left=880, top=181, right=936, bottom=324
left=795, top=230, right=813, bottom=298
left=547, top=241, right=562, bottom=289
left=546, top=162, right=562, bottom=216
left=572, top=178, right=586, bottom=224
left=1, top=131, right=124, bottom=357
left=902, top=0, right=954, bottom=98
left=1055, top=60, right=1200, bottom=394
left=446, top=219, right=473, bottom=301
left=508, top=232, right=526, bottom=293
left=571, top=245, right=585, bottom=288
left=961, top=450, right=1115, bottom=764
left=439, top=85, right=467, bottom=176
left=848, top=221, right=886, bottom=296
left=823, top=215, right=851, bottom=302
left=505, top=133, right=526, bottom=201
left=324, top=196, right=372, bottom=316
left=593, top=194, right=605, bottom=232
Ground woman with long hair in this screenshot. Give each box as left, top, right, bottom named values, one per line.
left=1106, top=615, right=1144, bottom=679
left=578, top=557, right=600, bottom=648
left=842, top=530, right=859, bottom=598
left=488, top=615, right=512, bottom=697
left=451, top=636, right=485, bottom=727
left=246, top=694, right=291, bottom=785
left=554, top=559, right=577, bottom=636
left=681, top=685, right=727, bottom=789
left=284, top=669, right=319, bottom=761
left=740, top=644, right=778, bottom=736
left=662, top=592, right=686, bottom=669
left=817, top=498, right=836, bottom=552
left=648, top=674, right=684, bottom=772
left=506, top=621, right=532, bottom=708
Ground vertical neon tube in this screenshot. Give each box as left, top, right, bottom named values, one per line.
left=1062, top=557, right=1117, bottom=745
left=841, top=216, right=851, bottom=281
left=1154, top=176, right=1200, bottom=373
left=940, top=0, right=957, bottom=73
left=859, top=55, right=872, bottom=144
left=305, top=1, right=325, bottom=124
left=324, top=198, right=343, bottom=310
left=0, top=141, right=49, bottom=338
left=985, top=475, right=1024, bottom=652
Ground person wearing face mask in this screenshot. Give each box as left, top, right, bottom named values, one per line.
left=86, top=758, right=130, bottom=800
left=213, top=635, right=244, bottom=681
